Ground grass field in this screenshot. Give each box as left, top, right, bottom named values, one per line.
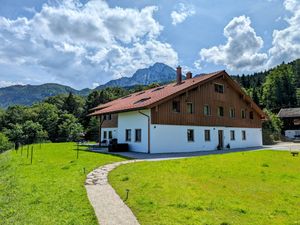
left=0, top=143, right=124, bottom=225
left=109, top=150, right=300, bottom=225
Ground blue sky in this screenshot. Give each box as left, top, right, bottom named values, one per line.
left=0, top=0, right=299, bottom=89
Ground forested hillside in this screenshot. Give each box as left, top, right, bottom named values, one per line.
left=234, top=59, right=300, bottom=112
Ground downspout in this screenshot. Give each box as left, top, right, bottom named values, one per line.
left=99, top=115, right=104, bottom=146
left=138, top=110, right=151, bottom=154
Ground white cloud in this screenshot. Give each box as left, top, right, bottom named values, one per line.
left=0, top=81, right=24, bottom=88
left=0, top=0, right=178, bottom=89
left=199, top=16, right=268, bottom=71
left=171, top=3, right=195, bottom=26
left=268, top=0, right=300, bottom=66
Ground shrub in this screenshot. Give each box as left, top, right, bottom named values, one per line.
left=0, top=132, right=13, bottom=153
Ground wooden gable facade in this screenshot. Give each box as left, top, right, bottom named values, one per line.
left=151, top=76, right=261, bottom=128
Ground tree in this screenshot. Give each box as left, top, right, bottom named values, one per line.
left=2, top=105, right=32, bottom=127
left=262, top=64, right=297, bottom=110
left=0, top=132, right=13, bottom=152
left=31, top=103, right=59, bottom=141
left=58, top=113, right=83, bottom=142
left=62, top=92, right=85, bottom=117
left=3, top=123, right=24, bottom=147
left=22, top=121, right=48, bottom=144
left=262, top=109, right=283, bottom=144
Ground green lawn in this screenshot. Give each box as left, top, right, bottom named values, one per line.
left=0, top=143, right=125, bottom=225
left=109, top=150, right=300, bottom=225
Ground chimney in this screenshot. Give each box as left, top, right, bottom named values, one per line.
left=186, top=71, right=192, bottom=79
left=176, top=66, right=182, bottom=84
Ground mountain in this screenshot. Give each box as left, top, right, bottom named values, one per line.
left=95, top=62, right=176, bottom=89
left=0, top=83, right=90, bottom=108
left=0, top=62, right=177, bottom=108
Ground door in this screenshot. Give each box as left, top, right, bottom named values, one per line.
left=218, top=130, right=224, bottom=149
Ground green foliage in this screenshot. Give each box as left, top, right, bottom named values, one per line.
left=3, top=124, right=24, bottom=146
left=0, top=132, right=13, bottom=152
left=262, top=110, right=283, bottom=144
left=58, top=114, right=83, bottom=142
left=262, top=64, right=297, bottom=110
left=110, top=151, right=300, bottom=225
left=0, top=143, right=124, bottom=224
left=22, top=121, right=48, bottom=144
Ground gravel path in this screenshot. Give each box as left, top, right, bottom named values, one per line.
left=85, top=160, right=143, bottom=225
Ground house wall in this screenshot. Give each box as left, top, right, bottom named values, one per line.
left=102, top=113, right=118, bottom=128
left=150, top=124, right=262, bottom=153
left=117, top=109, right=150, bottom=153
left=151, top=76, right=262, bottom=128
left=101, top=127, right=118, bottom=144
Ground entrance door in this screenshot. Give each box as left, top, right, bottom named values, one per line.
left=218, top=130, right=224, bottom=149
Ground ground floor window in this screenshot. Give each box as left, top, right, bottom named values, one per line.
left=230, top=130, right=235, bottom=140
left=103, top=131, right=107, bottom=139
left=108, top=131, right=112, bottom=139
left=135, top=129, right=142, bottom=142
left=125, top=129, right=131, bottom=142
left=242, top=130, right=246, bottom=140
left=204, top=130, right=210, bottom=141
left=187, top=129, right=194, bottom=142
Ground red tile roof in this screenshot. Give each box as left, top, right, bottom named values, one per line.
left=89, top=70, right=265, bottom=118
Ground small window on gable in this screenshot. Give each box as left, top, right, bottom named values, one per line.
left=204, top=105, right=211, bottom=116
left=230, top=108, right=235, bottom=118
left=187, top=129, right=194, bottom=142
left=250, top=111, right=254, bottom=119
left=172, top=100, right=180, bottom=113
left=218, top=106, right=224, bottom=117
left=103, top=114, right=112, bottom=120
left=204, top=130, right=211, bottom=141
left=241, top=109, right=246, bottom=119
left=187, top=102, right=194, bottom=114
left=214, top=83, right=224, bottom=93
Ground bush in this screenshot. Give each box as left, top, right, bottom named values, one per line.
left=262, top=109, right=283, bottom=144
left=0, top=132, right=13, bottom=153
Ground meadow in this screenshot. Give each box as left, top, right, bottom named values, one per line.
left=0, top=143, right=124, bottom=225
left=110, top=150, right=300, bottom=225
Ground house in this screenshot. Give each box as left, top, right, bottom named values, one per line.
left=278, top=108, right=300, bottom=139
left=89, top=67, right=265, bottom=153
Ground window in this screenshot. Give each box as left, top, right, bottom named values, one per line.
left=214, top=83, right=224, bottom=93
left=135, top=129, right=142, bottom=142
left=172, top=101, right=180, bottom=112
left=204, top=130, right=211, bottom=141
left=230, top=130, right=235, bottom=140
left=218, top=106, right=224, bottom=117
left=242, top=130, right=246, bottom=140
left=241, top=109, right=246, bottom=119
left=125, top=129, right=131, bottom=142
left=104, top=114, right=112, bottom=120
left=134, top=97, right=151, bottom=104
left=187, top=102, right=194, bottom=114
left=103, top=131, right=107, bottom=139
left=229, top=108, right=236, bottom=118
left=249, top=111, right=254, bottom=119
left=204, top=105, right=211, bottom=116
left=108, top=131, right=112, bottom=139
left=187, top=129, right=194, bottom=142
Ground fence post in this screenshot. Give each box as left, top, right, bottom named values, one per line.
left=77, top=143, right=79, bottom=159
left=31, top=146, right=33, bottom=164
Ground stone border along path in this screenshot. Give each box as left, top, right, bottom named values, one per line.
left=85, top=160, right=144, bottom=225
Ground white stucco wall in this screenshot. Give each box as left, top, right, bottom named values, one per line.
left=150, top=125, right=262, bottom=153
left=101, top=128, right=118, bottom=144
left=117, top=109, right=150, bottom=153
left=285, top=130, right=300, bottom=139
